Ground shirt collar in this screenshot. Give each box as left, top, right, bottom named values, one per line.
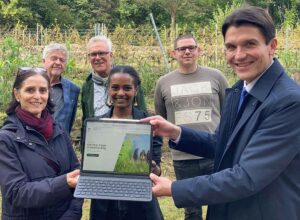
left=243, top=60, right=274, bottom=93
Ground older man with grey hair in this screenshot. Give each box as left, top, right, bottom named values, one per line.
left=43, top=43, right=80, bottom=134
left=81, top=35, right=146, bottom=122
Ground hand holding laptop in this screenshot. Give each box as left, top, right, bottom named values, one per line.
left=141, top=115, right=181, bottom=140
left=66, top=169, right=80, bottom=188
left=150, top=173, right=173, bottom=197
left=74, top=118, right=154, bottom=202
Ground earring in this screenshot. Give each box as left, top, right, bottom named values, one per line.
left=16, top=99, right=20, bottom=102
left=133, top=96, right=137, bottom=107
left=106, top=96, right=113, bottom=107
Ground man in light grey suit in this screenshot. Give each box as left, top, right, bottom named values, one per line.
left=142, top=6, right=300, bottom=220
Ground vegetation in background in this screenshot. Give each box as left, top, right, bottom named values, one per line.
left=1, top=0, right=300, bottom=30
left=0, top=37, right=40, bottom=112
left=0, top=1, right=300, bottom=218
left=0, top=23, right=299, bottom=113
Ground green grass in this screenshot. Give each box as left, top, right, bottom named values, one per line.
left=79, top=197, right=186, bottom=220
left=80, top=198, right=186, bottom=220
left=114, top=138, right=149, bottom=174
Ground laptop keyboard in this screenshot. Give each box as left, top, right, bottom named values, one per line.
left=74, top=176, right=152, bottom=201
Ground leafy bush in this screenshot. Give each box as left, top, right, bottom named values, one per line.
left=0, top=23, right=300, bottom=112
left=0, top=37, right=23, bottom=112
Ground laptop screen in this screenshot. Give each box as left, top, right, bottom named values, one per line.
left=81, top=119, right=152, bottom=176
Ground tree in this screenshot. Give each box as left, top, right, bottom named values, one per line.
left=27, top=0, right=75, bottom=27
left=129, top=0, right=237, bottom=45
left=245, top=0, right=300, bottom=26
left=0, top=0, right=77, bottom=28
left=0, top=0, right=33, bottom=27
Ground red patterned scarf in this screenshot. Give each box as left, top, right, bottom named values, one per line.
left=16, top=108, right=54, bottom=141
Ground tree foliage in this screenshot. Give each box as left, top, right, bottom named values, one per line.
left=245, top=0, right=300, bottom=27
left=0, top=0, right=299, bottom=30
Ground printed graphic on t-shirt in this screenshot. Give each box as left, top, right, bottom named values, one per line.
left=171, top=82, right=212, bottom=125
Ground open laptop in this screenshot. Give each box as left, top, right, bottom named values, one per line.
left=74, top=118, right=153, bottom=202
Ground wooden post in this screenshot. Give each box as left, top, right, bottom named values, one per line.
left=22, top=29, right=25, bottom=46
left=215, top=23, right=218, bottom=64
left=201, top=28, right=205, bottom=65
left=36, top=23, right=39, bottom=46
left=28, top=30, right=31, bottom=47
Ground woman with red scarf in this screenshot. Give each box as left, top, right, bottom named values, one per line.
left=0, top=67, right=82, bottom=220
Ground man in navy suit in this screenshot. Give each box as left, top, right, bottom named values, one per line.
left=143, top=6, right=300, bottom=220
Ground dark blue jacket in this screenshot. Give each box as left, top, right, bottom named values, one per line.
left=54, top=77, right=80, bottom=134
left=170, top=59, right=300, bottom=220
left=0, top=114, right=83, bottom=220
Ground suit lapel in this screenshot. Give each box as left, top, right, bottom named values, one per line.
left=220, top=59, right=284, bottom=162
left=226, top=97, right=259, bottom=149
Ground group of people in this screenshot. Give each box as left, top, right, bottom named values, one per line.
left=0, top=5, right=299, bottom=220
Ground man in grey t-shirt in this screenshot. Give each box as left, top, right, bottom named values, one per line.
left=154, top=35, right=229, bottom=220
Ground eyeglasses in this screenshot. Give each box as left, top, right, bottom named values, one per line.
left=175, top=45, right=198, bottom=53
left=17, top=67, right=47, bottom=75
left=88, top=51, right=110, bottom=58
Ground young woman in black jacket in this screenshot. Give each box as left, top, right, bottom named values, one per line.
left=89, top=65, right=164, bottom=220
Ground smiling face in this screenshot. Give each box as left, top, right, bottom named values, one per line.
left=14, top=75, right=49, bottom=118
left=88, top=41, right=113, bottom=77
left=224, top=25, right=277, bottom=83
left=108, top=73, right=137, bottom=110
left=43, top=50, right=67, bottom=84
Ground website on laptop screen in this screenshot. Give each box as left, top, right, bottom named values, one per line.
left=82, top=120, right=152, bottom=175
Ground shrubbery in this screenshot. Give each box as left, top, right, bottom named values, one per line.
left=0, top=24, right=299, bottom=118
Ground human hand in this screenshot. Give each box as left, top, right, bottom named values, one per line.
left=141, top=115, right=181, bottom=140
left=151, top=160, right=161, bottom=176
left=150, top=173, right=173, bottom=197
left=66, top=169, right=80, bottom=188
